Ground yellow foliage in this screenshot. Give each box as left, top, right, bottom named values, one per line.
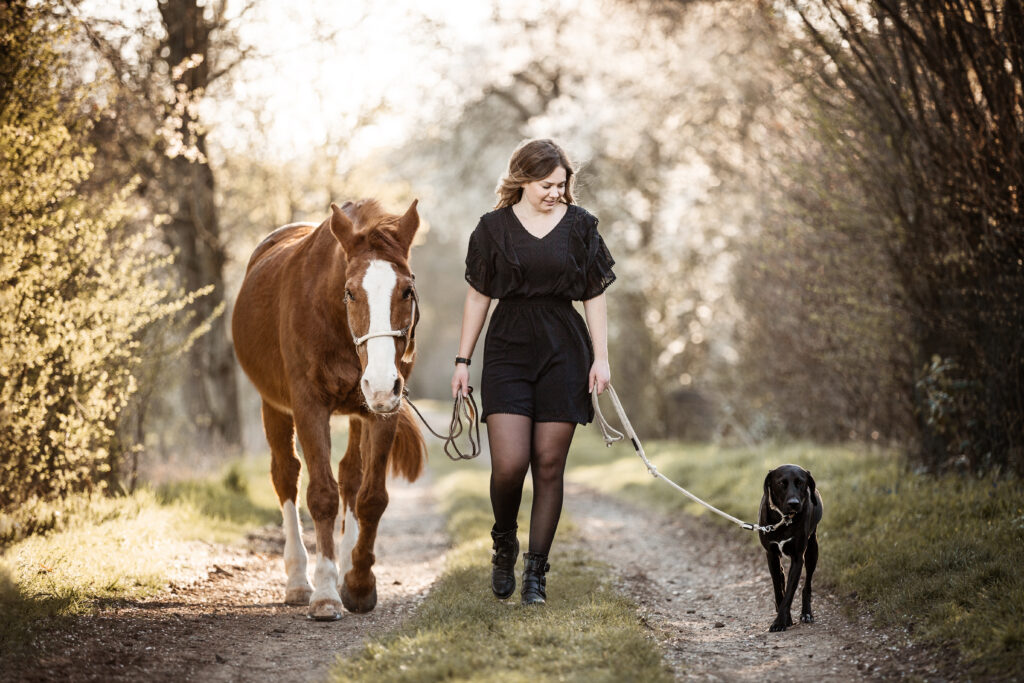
left=0, top=3, right=192, bottom=516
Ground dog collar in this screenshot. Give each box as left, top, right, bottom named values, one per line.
left=765, top=491, right=796, bottom=532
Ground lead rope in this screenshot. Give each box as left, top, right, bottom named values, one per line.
left=591, top=384, right=792, bottom=534
left=402, top=386, right=481, bottom=461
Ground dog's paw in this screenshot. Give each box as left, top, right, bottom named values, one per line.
left=801, top=612, right=814, bottom=624
left=768, top=611, right=794, bottom=631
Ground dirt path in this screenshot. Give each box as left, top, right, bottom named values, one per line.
left=10, top=474, right=447, bottom=683
left=564, top=482, right=950, bottom=682
left=10, top=420, right=952, bottom=682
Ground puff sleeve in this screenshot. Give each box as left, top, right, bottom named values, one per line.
left=581, top=217, right=616, bottom=300
left=464, top=220, right=493, bottom=297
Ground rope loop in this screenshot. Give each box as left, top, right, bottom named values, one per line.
left=403, top=386, right=481, bottom=461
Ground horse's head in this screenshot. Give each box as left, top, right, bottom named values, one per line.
left=330, top=199, right=421, bottom=414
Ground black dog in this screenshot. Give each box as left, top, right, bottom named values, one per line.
left=758, top=464, right=823, bottom=632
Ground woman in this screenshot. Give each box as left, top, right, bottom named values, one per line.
left=450, top=138, right=616, bottom=605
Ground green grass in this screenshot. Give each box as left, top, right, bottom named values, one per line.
left=0, top=458, right=281, bottom=657
left=331, top=457, right=671, bottom=683
left=565, top=430, right=1024, bottom=678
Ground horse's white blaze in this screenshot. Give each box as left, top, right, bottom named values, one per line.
left=360, top=260, right=400, bottom=409
left=310, top=553, right=341, bottom=606
left=282, top=500, right=310, bottom=593
left=339, top=506, right=359, bottom=579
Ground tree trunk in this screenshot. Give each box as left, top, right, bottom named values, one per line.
left=159, top=0, right=241, bottom=446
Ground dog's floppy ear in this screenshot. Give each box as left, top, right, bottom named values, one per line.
left=763, top=470, right=773, bottom=503
left=806, top=470, right=817, bottom=502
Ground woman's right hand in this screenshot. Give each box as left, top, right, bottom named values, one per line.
left=451, top=363, right=470, bottom=398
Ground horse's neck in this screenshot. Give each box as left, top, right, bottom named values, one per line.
left=300, top=223, right=349, bottom=317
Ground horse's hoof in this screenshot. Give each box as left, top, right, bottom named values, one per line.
left=285, top=585, right=313, bottom=605
left=308, top=598, right=343, bottom=621
left=340, top=581, right=378, bottom=613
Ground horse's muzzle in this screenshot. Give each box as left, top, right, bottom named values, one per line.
left=364, top=387, right=402, bottom=414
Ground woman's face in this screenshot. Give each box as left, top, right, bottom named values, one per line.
left=520, top=166, right=567, bottom=213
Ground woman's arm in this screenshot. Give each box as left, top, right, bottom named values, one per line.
left=583, top=293, right=611, bottom=394
left=451, top=287, right=492, bottom=397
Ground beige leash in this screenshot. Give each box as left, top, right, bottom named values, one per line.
left=591, top=384, right=792, bottom=534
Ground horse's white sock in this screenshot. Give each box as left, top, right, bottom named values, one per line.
left=310, top=552, right=341, bottom=607
left=339, top=506, right=359, bottom=581
left=282, top=500, right=312, bottom=598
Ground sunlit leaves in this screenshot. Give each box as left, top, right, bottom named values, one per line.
left=0, top=3, right=192, bottom=512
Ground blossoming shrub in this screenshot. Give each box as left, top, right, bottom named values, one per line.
left=0, top=2, right=193, bottom=525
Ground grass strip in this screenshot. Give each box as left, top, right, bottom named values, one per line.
left=0, top=459, right=281, bottom=657
left=332, top=461, right=671, bottom=683
left=566, top=431, right=1024, bottom=678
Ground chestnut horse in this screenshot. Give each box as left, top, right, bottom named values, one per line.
left=232, top=199, right=426, bottom=621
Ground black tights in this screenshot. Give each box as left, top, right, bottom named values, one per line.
left=486, top=413, right=576, bottom=556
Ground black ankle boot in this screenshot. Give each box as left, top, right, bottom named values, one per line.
left=521, top=551, right=550, bottom=605
left=490, top=524, right=519, bottom=599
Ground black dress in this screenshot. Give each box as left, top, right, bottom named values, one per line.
left=464, top=203, right=616, bottom=424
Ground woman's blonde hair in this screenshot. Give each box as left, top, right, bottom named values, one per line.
left=494, top=138, right=576, bottom=209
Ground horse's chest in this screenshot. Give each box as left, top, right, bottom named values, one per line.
left=316, top=366, right=360, bottom=406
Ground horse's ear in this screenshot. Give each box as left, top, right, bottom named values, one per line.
left=397, top=199, right=420, bottom=253
left=330, top=202, right=356, bottom=252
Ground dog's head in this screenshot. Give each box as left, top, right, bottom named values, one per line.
left=763, top=464, right=816, bottom=517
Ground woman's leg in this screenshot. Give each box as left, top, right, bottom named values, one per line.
left=527, top=421, right=576, bottom=554
left=486, top=413, right=533, bottom=531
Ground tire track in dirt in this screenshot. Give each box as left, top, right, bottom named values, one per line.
left=9, top=473, right=447, bottom=683
left=564, top=482, right=952, bottom=682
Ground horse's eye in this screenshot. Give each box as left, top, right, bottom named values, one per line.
left=344, top=289, right=353, bottom=302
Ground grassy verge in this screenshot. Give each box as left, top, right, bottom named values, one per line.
left=0, top=457, right=281, bottom=657
left=565, top=429, right=1024, bottom=678
left=332, top=456, right=671, bottom=683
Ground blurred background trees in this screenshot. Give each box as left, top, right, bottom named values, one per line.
left=2, top=0, right=1021, bottom=517
left=737, top=0, right=1023, bottom=473
left=77, top=0, right=247, bottom=447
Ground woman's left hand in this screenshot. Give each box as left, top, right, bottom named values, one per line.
left=589, top=358, right=611, bottom=395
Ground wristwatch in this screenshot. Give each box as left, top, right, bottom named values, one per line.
left=455, top=356, right=471, bottom=366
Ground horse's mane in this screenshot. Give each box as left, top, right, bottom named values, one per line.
left=348, top=199, right=405, bottom=258
left=348, top=199, right=395, bottom=228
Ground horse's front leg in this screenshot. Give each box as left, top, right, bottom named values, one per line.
left=336, top=418, right=363, bottom=587
left=293, top=402, right=343, bottom=621
left=340, top=415, right=396, bottom=613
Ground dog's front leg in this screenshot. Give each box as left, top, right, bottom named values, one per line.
left=765, top=548, right=785, bottom=611
left=770, top=554, right=803, bottom=632
left=801, top=534, right=818, bottom=623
